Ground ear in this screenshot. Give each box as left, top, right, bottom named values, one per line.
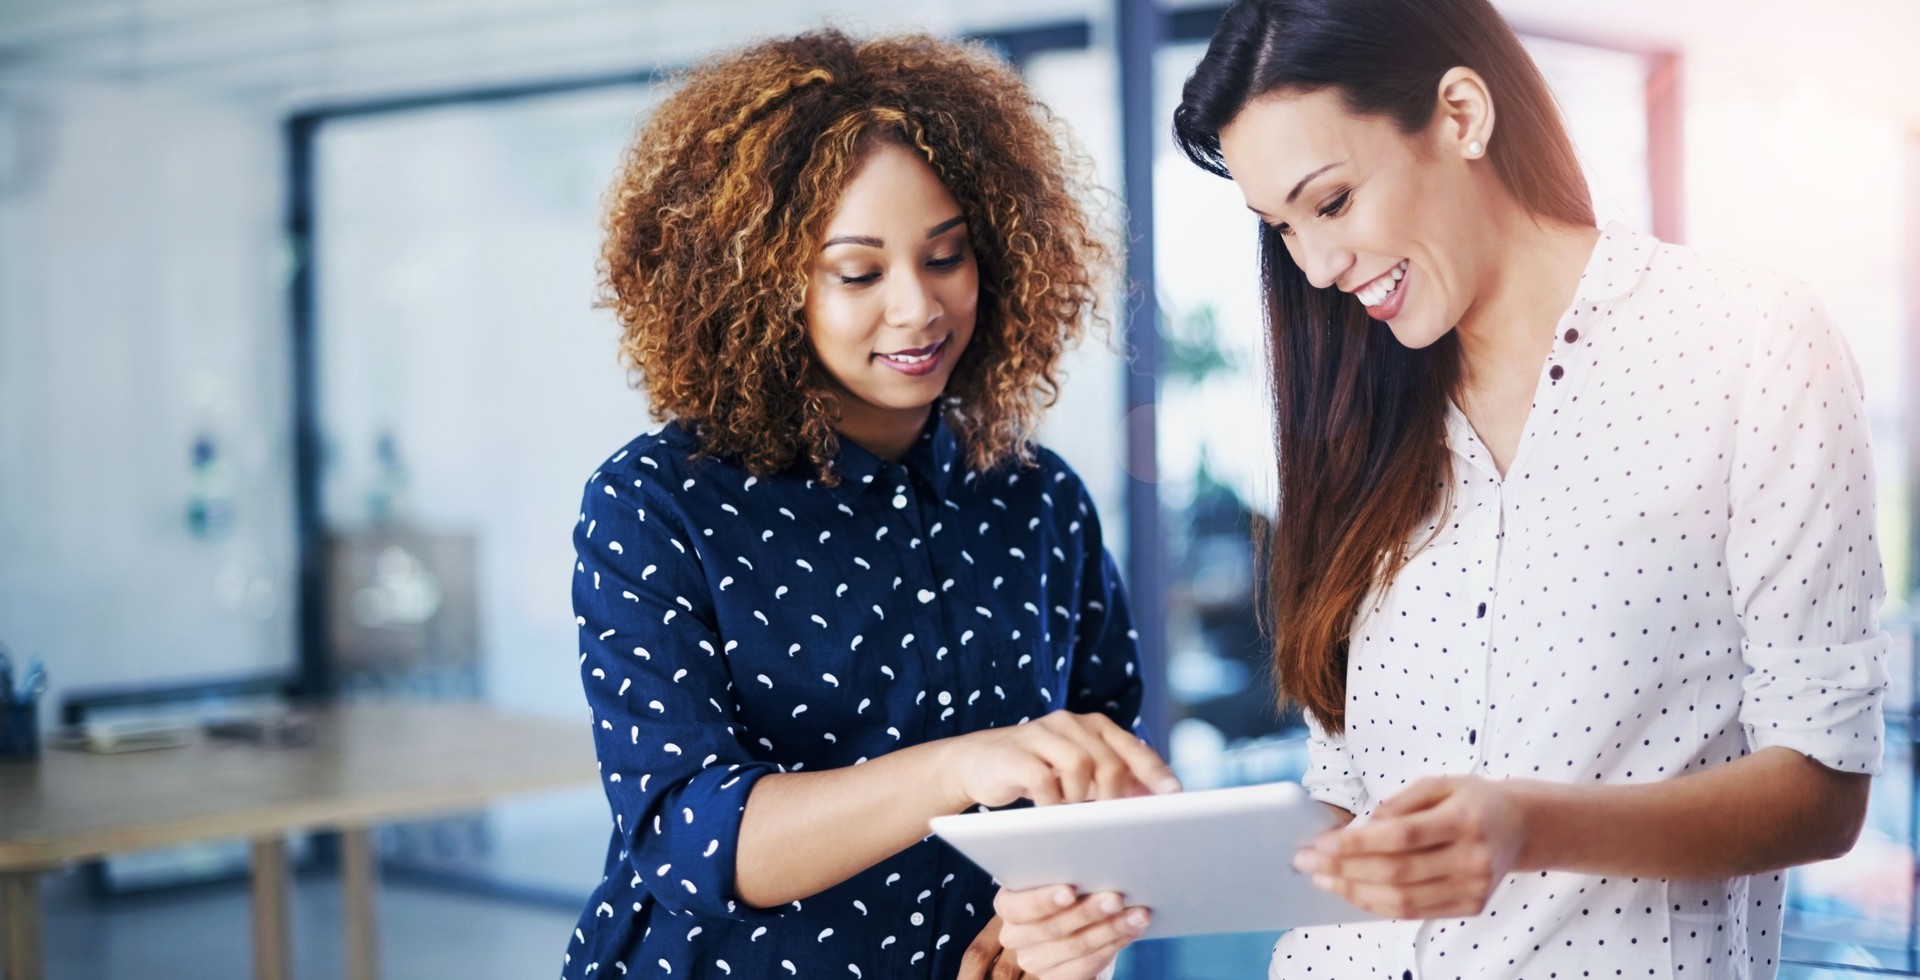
left=1434, top=66, right=1495, bottom=160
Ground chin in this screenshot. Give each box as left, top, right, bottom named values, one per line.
left=857, top=380, right=948, bottom=413
left=1381, top=315, right=1452, bottom=351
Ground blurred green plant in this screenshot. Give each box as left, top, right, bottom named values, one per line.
left=1160, top=301, right=1233, bottom=386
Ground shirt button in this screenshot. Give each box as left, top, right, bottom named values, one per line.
left=1468, top=729, right=1478, bottom=745
left=938, top=691, right=953, bottom=706
left=1403, top=971, right=1414, bottom=980
left=911, top=912, right=926, bottom=926
left=893, top=493, right=909, bottom=509
left=1548, top=364, right=1565, bottom=381
left=1563, top=327, right=1580, bottom=343
left=1475, top=602, right=1487, bottom=619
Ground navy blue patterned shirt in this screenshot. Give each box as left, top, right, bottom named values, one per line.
left=561, top=413, right=1143, bottom=979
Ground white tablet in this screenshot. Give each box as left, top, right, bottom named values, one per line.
left=929, top=782, right=1376, bottom=939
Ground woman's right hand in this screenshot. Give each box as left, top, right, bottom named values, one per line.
left=945, top=710, right=1180, bottom=809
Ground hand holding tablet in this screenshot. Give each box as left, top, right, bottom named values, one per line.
left=932, top=782, right=1379, bottom=940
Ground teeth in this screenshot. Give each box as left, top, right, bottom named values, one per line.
left=1357, top=262, right=1408, bottom=307
left=882, top=343, right=940, bottom=365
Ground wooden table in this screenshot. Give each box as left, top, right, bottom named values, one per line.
left=0, top=701, right=599, bottom=980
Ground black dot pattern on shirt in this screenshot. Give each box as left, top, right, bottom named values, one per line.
left=1277, top=224, right=1889, bottom=980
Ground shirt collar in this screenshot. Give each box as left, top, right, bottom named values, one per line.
left=1530, top=219, right=1659, bottom=360
left=822, top=411, right=960, bottom=504
left=1563, top=220, right=1659, bottom=320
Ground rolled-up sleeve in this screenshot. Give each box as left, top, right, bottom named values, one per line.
left=573, top=465, right=783, bottom=920
left=1727, top=281, right=1890, bottom=775
left=1301, top=716, right=1368, bottom=816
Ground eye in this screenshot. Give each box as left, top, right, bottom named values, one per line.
left=837, top=272, right=880, bottom=286
left=1316, top=190, right=1353, bottom=219
left=927, top=254, right=965, bottom=270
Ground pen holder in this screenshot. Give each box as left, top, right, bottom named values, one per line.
left=0, top=699, right=39, bottom=761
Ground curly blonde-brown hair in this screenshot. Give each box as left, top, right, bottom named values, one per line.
left=600, top=29, right=1112, bottom=481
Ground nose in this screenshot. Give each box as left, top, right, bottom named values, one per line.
left=885, top=267, right=942, bottom=330
left=1292, top=231, right=1355, bottom=293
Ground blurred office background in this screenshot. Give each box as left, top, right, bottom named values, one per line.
left=1, top=0, right=1917, bottom=976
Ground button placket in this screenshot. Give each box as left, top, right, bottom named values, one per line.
left=1398, top=919, right=1424, bottom=979
left=896, top=471, right=968, bottom=739
left=1497, top=305, right=1590, bottom=491
left=881, top=471, right=941, bottom=741
left=1462, top=486, right=1502, bottom=769
left=1543, top=299, right=1599, bottom=391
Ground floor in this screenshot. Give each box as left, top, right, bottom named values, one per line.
left=28, top=865, right=1920, bottom=979
left=38, top=867, right=581, bottom=979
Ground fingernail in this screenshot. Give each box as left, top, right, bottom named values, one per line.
left=1155, top=777, right=1183, bottom=794
left=1314, top=835, right=1341, bottom=854
left=1312, top=874, right=1334, bottom=890
left=1291, top=850, right=1316, bottom=873
left=1054, top=888, right=1075, bottom=907
left=1126, top=910, right=1149, bottom=930
left=1099, top=894, right=1121, bottom=915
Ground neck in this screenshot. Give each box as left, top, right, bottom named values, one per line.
left=836, top=402, right=933, bottom=462
left=1453, top=205, right=1601, bottom=393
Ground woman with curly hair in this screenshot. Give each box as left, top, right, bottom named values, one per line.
left=563, top=30, right=1178, bottom=980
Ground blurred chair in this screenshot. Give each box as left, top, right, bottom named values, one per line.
left=326, top=527, right=492, bottom=877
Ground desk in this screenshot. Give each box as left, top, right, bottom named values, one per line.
left=0, top=702, right=598, bottom=980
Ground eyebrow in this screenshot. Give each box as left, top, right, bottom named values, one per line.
left=1285, top=161, right=1344, bottom=204
left=822, top=215, right=968, bottom=250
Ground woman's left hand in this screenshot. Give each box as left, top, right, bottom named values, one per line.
left=993, top=886, right=1145, bottom=979
left=1292, top=775, right=1532, bottom=920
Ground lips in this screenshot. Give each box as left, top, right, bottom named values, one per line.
left=874, top=336, right=949, bottom=377
left=877, top=339, right=944, bottom=362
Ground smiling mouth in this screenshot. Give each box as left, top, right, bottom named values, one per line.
left=875, top=337, right=947, bottom=365
left=1352, top=260, right=1409, bottom=307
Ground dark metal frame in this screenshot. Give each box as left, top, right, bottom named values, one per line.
left=1112, top=18, right=1170, bottom=980
left=1116, top=0, right=1172, bottom=758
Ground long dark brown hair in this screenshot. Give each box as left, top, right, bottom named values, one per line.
left=1172, top=0, right=1594, bottom=733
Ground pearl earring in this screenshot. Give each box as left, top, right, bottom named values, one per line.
left=1467, top=140, right=1483, bottom=157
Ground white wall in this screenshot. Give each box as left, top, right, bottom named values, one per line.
left=0, top=83, right=293, bottom=714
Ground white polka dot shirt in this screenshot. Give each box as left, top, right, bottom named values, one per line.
left=1271, top=223, right=1892, bottom=980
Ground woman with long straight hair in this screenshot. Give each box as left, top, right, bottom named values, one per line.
left=992, top=1, right=1889, bottom=977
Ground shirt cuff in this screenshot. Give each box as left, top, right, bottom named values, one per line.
left=1300, top=727, right=1368, bottom=816
left=1740, top=633, right=1890, bottom=776
left=628, top=761, right=787, bottom=921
